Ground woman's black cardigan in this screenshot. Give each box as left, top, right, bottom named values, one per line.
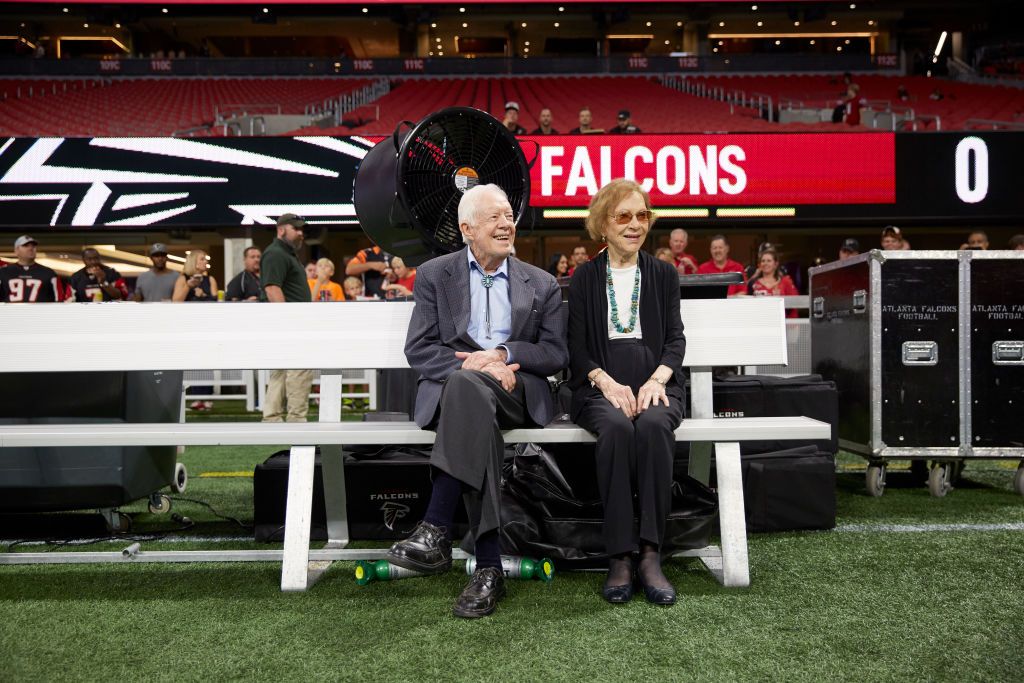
left=567, top=249, right=687, bottom=420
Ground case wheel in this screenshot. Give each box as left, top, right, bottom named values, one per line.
left=1014, top=464, right=1024, bottom=497
left=148, top=494, right=172, bottom=515
left=105, top=511, right=132, bottom=533
left=171, top=462, right=188, bottom=494
left=928, top=462, right=952, bottom=498
left=949, top=460, right=965, bottom=485
left=866, top=464, right=886, bottom=497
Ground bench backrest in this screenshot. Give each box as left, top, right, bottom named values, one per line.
left=0, top=297, right=787, bottom=373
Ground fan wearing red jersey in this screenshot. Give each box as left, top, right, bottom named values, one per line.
left=0, top=235, right=67, bottom=303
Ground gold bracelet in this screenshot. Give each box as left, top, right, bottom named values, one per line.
left=589, top=369, right=605, bottom=388
left=649, top=376, right=667, bottom=385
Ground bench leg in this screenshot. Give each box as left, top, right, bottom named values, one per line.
left=714, top=441, right=750, bottom=588
left=281, top=445, right=316, bottom=592
left=321, top=444, right=349, bottom=548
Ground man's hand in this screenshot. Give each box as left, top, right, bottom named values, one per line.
left=480, top=361, right=520, bottom=392
left=370, top=261, right=389, bottom=273
left=455, top=348, right=507, bottom=371
left=597, top=374, right=638, bottom=420
left=87, top=265, right=104, bottom=282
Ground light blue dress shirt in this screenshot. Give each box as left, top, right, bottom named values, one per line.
left=467, top=249, right=512, bottom=358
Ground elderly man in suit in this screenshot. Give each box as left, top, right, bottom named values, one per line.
left=387, top=183, right=568, bottom=618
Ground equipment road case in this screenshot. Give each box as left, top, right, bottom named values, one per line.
left=809, top=250, right=1024, bottom=498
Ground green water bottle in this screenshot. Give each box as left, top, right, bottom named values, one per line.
left=354, top=560, right=428, bottom=585
left=465, top=555, right=554, bottom=582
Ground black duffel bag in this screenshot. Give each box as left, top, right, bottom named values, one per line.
left=498, top=444, right=717, bottom=567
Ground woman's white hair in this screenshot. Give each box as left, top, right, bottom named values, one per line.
left=457, top=184, right=510, bottom=243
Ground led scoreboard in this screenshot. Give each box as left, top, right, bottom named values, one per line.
left=0, top=132, right=1019, bottom=229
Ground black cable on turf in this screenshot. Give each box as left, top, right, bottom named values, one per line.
left=168, top=496, right=253, bottom=530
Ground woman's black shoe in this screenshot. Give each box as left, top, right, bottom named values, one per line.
left=637, top=577, right=677, bottom=606
left=602, top=580, right=634, bottom=604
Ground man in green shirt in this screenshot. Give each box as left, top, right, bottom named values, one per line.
left=261, top=213, right=315, bottom=422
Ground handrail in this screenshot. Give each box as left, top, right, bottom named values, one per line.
left=964, top=118, right=1024, bottom=130
left=214, top=102, right=282, bottom=122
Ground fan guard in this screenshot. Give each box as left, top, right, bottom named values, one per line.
left=353, top=106, right=531, bottom=266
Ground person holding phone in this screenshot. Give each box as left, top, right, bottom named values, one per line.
left=172, top=249, right=218, bottom=302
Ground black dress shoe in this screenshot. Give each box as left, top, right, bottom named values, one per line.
left=453, top=566, right=506, bottom=619
left=602, top=580, right=634, bottom=604
left=386, top=520, right=452, bottom=574
left=637, top=576, right=677, bottom=606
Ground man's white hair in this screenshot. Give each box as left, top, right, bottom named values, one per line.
left=457, top=184, right=511, bottom=242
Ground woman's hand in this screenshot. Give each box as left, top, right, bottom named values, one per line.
left=637, top=379, right=670, bottom=413
left=597, top=374, right=637, bottom=419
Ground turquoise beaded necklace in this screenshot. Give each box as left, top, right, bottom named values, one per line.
left=606, top=259, right=641, bottom=334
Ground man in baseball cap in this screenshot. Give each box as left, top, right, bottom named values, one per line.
left=609, top=109, right=641, bottom=134
left=839, top=238, right=860, bottom=260
left=1, top=235, right=68, bottom=302
left=134, top=243, right=177, bottom=301
left=502, top=101, right=526, bottom=135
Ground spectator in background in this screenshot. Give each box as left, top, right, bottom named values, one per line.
left=843, top=84, right=865, bottom=127
left=309, top=257, right=344, bottom=301
left=897, top=84, right=910, bottom=101
left=225, top=246, right=262, bottom=301
left=608, top=109, right=641, bottom=134
left=71, top=247, right=129, bottom=301
left=655, top=247, right=674, bottom=264
left=261, top=213, right=315, bottom=423
left=0, top=235, right=67, bottom=303
left=382, top=256, right=417, bottom=298
left=963, top=230, right=990, bottom=250
left=346, top=245, right=392, bottom=299
left=838, top=238, right=861, bottom=261
left=568, top=245, right=589, bottom=276
left=569, top=107, right=599, bottom=134
left=172, top=249, right=218, bottom=302
left=530, top=108, right=558, bottom=135
left=134, top=243, right=178, bottom=301
left=881, top=225, right=905, bottom=251
left=547, top=252, right=569, bottom=278
left=929, top=88, right=945, bottom=101
left=745, top=247, right=799, bottom=317
left=668, top=228, right=699, bottom=275
left=697, top=234, right=746, bottom=296
left=502, top=101, right=527, bottom=135
left=304, top=260, right=317, bottom=281
left=343, top=276, right=370, bottom=300
left=1009, top=234, right=1024, bottom=250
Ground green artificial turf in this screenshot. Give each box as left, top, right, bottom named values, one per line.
left=2, top=418, right=1022, bottom=681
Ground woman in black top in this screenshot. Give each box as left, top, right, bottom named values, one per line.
left=172, top=249, right=218, bottom=302
left=568, top=178, right=686, bottom=606
left=546, top=252, right=569, bottom=278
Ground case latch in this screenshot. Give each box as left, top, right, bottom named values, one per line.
left=852, top=289, right=867, bottom=313
left=992, top=341, right=1024, bottom=365
left=902, top=341, right=938, bottom=366
left=812, top=296, right=825, bottom=319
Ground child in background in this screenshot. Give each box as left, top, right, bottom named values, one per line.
left=343, top=275, right=374, bottom=300
left=308, top=258, right=344, bottom=301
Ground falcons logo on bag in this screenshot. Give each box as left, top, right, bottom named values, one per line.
left=381, top=502, right=411, bottom=531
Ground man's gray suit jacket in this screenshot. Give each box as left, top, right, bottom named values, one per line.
left=404, top=247, right=569, bottom=428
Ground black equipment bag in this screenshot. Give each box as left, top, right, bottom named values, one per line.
left=674, top=445, right=836, bottom=533
left=681, top=374, right=838, bottom=454
left=498, top=444, right=718, bottom=567
left=253, top=447, right=468, bottom=543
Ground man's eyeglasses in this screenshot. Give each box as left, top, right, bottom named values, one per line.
left=608, top=210, right=653, bottom=225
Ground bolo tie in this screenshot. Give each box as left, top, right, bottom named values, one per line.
left=481, top=273, right=494, bottom=339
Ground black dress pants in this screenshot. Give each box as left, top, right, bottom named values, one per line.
left=428, top=369, right=528, bottom=542
left=574, top=339, right=683, bottom=556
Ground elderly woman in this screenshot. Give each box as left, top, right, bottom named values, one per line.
left=568, top=178, right=686, bottom=606
left=172, top=249, right=218, bottom=302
